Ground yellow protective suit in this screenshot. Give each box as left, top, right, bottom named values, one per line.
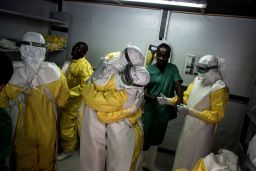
left=59, top=57, right=93, bottom=153
left=81, top=74, right=144, bottom=171
left=172, top=78, right=229, bottom=170
left=145, top=49, right=156, bottom=66
left=0, top=62, right=69, bottom=171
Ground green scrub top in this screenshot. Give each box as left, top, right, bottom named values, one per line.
left=0, top=108, right=12, bottom=169
left=143, top=63, right=182, bottom=123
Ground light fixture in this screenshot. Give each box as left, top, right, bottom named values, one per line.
left=120, top=0, right=207, bottom=9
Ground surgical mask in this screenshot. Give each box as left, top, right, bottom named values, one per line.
left=198, top=70, right=222, bottom=86
left=199, top=72, right=212, bottom=86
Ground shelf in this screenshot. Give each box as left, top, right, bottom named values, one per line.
left=0, top=47, right=66, bottom=53
left=0, top=9, right=67, bottom=25
left=48, top=48, right=66, bottom=53
left=0, top=47, right=19, bottom=52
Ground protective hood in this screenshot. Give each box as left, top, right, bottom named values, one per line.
left=197, top=55, right=223, bottom=86
left=107, top=45, right=145, bottom=71
left=20, top=32, right=46, bottom=72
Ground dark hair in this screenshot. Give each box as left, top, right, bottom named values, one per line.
left=72, top=42, right=89, bottom=60
left=0, top=51, right=14, bottom=85
left=75, top=42, right=88, bottom=54
left=157, top=43, right=171, bottom=54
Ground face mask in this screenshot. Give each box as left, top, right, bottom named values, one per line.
left=198, top=73, right=206, bottom=80
left=199, top=71, right=219, bottom=86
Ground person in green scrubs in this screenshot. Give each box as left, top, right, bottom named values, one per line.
left=142, top=43, right=183, bottom=171
left=0, top=51, right=14, bottom=171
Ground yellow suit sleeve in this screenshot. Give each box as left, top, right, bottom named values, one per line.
left=79, top=58, right=94, bottom=83
left=82, top=83, right=127, bottom=113
left=97, top=108, right=142, bottom=124
left=193, top=87, right=229, bottom=124
left=171, top=82, right=194, bottom=105
left=56, top=72, right=70, bottom=107
left=0, top=89, right=9, bottom=108
left=183, top=82, right=194, bottom=105
left=146, top=50, right=153, bottom=66
left=145, top=50, right=157, bottom=66
left=70, top=59, right=94, bottom=97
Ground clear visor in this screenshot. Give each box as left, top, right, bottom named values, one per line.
left=120, top=66, right=143, bottom=87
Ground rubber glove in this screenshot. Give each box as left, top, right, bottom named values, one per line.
left=125, top=91, right=144, bottom=115
left=177, top=104, right=190, bottom=115
left=157, top=93, right=172, bottom=105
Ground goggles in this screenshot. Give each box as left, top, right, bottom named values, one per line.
left=123, top=48, right=133, bottom=67
left=17, top=41, right=46, bottom=48
left=196, top=63, right=218, bottom=73
left=149, top=44, right=157, bottom=53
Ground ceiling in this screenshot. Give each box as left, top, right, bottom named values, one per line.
left=62, top=0, right=256, bottom=17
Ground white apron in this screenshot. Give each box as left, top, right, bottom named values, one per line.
left=172, top=78, right=225, bottom=170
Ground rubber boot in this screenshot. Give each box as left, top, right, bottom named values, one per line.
left=57, top=152, right=73, bottom=161
left=143, top=146, right=160, bottom=171
left=137, top=152, right=145, bottom=171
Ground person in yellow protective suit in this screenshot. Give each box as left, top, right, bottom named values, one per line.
left=175, top=149, right=239, bottom=171
left=80, top=45, right=148, bottom=171
left=0, top=32, right=70, bottom=171
left=57, top=42, right=93, bottom=161
left=157, top=55, right=229, bottom=171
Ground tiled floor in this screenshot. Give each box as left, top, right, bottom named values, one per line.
left=57, top=150, right=174, bottom=171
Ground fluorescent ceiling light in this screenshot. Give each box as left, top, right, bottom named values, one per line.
left=121, top=0, right=207, bottom=8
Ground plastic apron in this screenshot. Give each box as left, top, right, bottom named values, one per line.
left=172, top=79, right=226, bottom=170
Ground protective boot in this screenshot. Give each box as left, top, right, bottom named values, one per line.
left=143, top=146, right=160, bottom=171
left=137, top=152, right=145, bottom=171
left=57, top=152, right=72, bottom=161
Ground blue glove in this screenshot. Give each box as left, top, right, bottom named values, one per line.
left=177, top=104, right=190, bottom=115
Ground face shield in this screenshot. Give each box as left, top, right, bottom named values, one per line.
left=20, top=32, right=46, bottom=72
left=119, top=66, right=150, bottom=88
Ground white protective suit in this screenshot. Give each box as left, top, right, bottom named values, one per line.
left=171, top=55, right=229, bottom=170
left=80, top=46, right=148, bottom=171
left=248, top=134, right=256, bottom=167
